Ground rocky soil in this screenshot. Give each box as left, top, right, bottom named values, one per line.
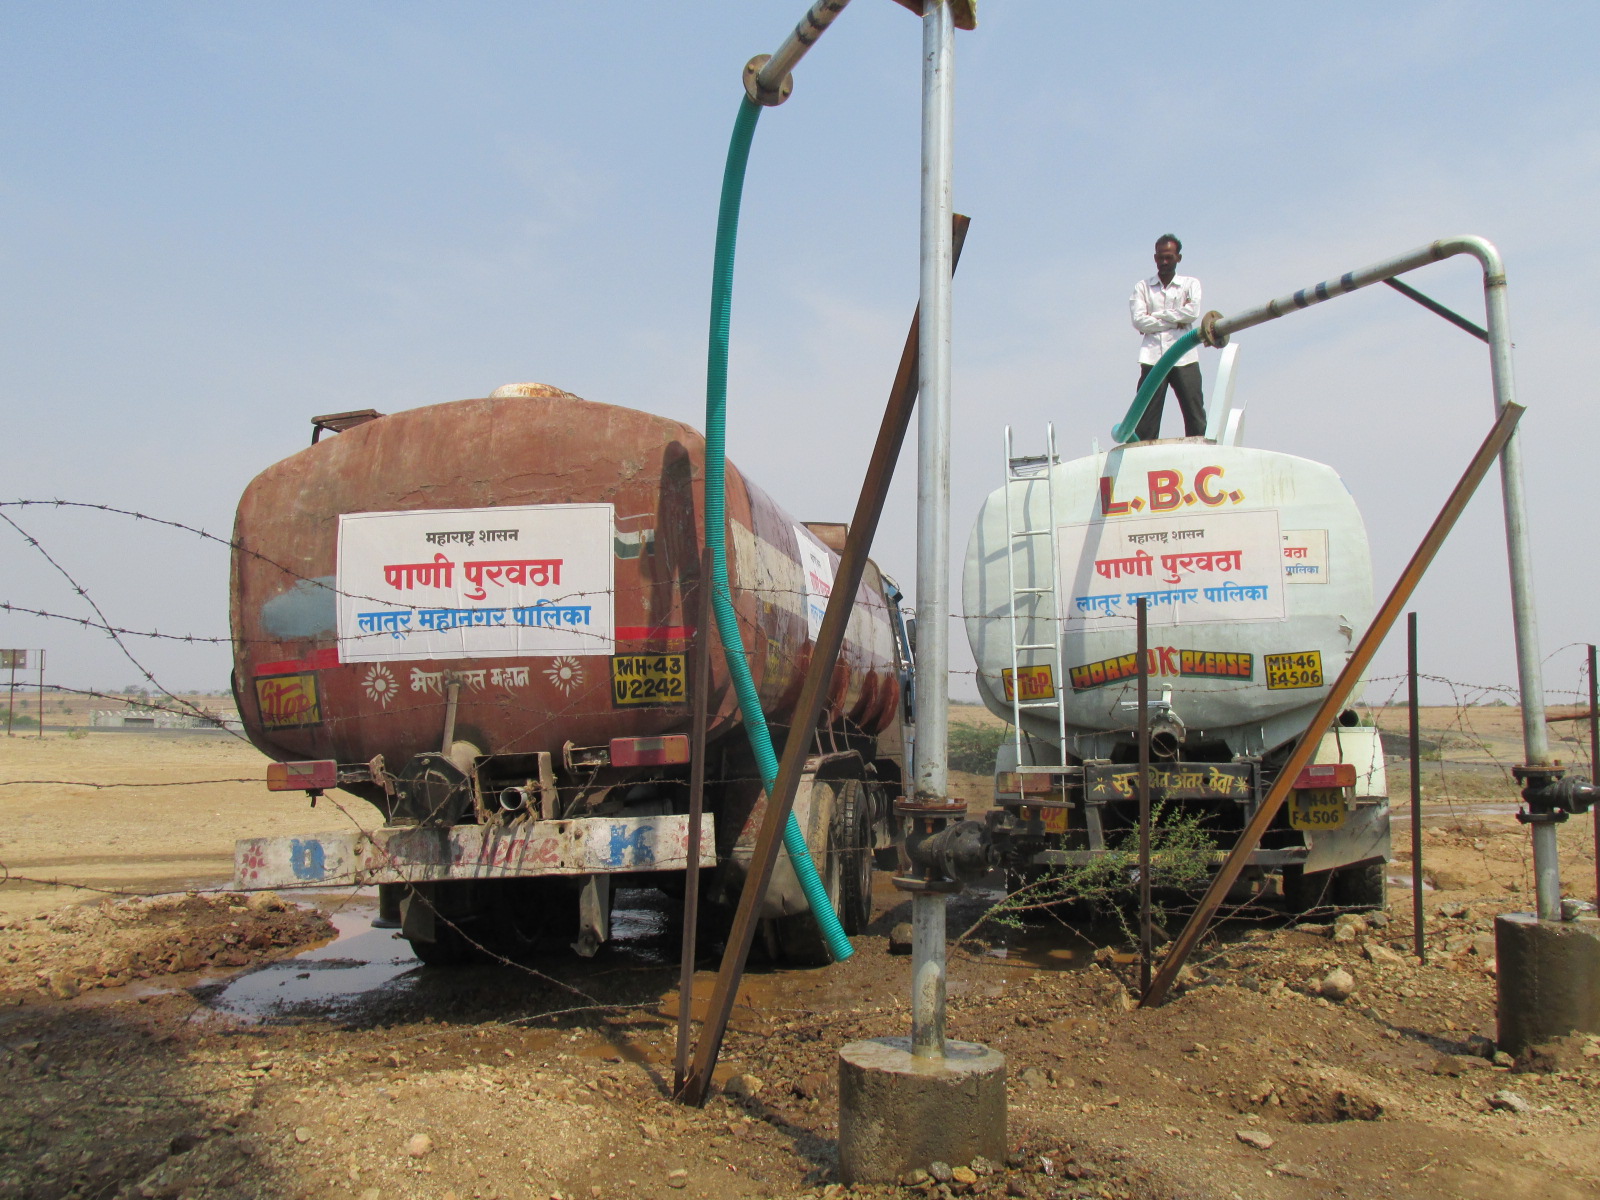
left=2, top=728, right=1599, bottom=1199
left=0, top=891, right=333, bottom=1003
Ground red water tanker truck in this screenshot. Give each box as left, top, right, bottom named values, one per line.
left=231, top=383, right=914, bottom=963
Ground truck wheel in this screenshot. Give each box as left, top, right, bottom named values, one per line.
left=406, top=917, right=477, bottom=967
left=773, top=781, right=848, bottom=966
left=1280, top=865, right=1332, bottom=916
left=837, top=778, right=875, bottom=936
left=489, top=879, right=581, bottom=958
left=1332, top=860, right=1388, bottom=911
left=401, top=884, right=480, bottom=967
left=1004, top=867, right=1093, bottom=927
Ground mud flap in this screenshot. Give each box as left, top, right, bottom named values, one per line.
left=1304, top=725, right=1391, bottom=874
left=1304, top=803, right=1391, bottom=875
left=400, top=889, right=436, bottom=944
left=572, top=874, right=611, bottom=958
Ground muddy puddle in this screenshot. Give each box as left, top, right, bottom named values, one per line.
left=206, top=900, right=416, bottom=1021
left=193, top=870, right=1312, bottom=1032
left=201, top=887, right=701, bottom=1028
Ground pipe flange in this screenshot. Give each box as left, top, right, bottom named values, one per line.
left=1199, top=310, right=1229, bottom=348
left=890, top=875, right=964, bottom=895
left=743, top=55, right=793, bottom=107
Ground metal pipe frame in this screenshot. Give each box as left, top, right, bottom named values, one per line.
left=747, top=0, right=854, bottom=106
left=1203, top=236, right=1548, bottom=770
left=1382, top=278, right=1488, bottom=343
left=1532, top=823, right=1562, bottom=920
left=910, top=887, right=947, bottom=1056
left=913, top=0, right=954, bottom=806
left=909, top=0, right=955, bottom=1062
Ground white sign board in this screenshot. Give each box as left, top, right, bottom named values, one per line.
left=336, top=504, right=615, bottom=663
left=1058, top=507, right=1286, bottom=628
left=1282, top=528, right=1329, bottom=584
left=795, top=525, right=835, bottom=640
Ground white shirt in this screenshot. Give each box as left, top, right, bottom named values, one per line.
left=1130, top=274, right=1202, bottom=366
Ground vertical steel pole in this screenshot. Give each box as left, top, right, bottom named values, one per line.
left=1482, top=277, right=1548, bottom=767
left=1408, top=613, right=1425, bottom=961
left=6, top=657, right=15, bottom=737
left=910, top=866, right=947, bottom=1056
left=1590, top=644, right=1598, bottom=906
left=909, top=0, right=955, bottom=1060
left=912, top=0, right=954, bottom=807
left=37, top=650, right=44, bottom=738
left=1532, top=823, right=1562, bottom=920
left=1484, top=268, right=1558, bottom=920
left=1136, top=600, right=1152, bottom=997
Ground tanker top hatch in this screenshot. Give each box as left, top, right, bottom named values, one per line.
left=489, top=382, right=582, bottom=401
left=309, top=409, right=383, bottom=444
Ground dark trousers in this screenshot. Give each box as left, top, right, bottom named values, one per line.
left=1134, top=361, right=1206, bottom=441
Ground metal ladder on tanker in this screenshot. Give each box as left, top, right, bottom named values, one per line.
left=1001, top=426, right=1082, bottom=827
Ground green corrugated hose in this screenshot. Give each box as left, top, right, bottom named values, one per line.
left=702, top=95, right=853, bottom=963
left=1112, top=328, right=1202, bottom=444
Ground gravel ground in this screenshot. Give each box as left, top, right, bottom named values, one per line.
left=3, top=731, right=1599, bottom=1199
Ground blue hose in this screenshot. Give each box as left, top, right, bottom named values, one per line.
left=1112, top=329, right=1202, bottom=444
left=703, top=96, right=853, bottom=963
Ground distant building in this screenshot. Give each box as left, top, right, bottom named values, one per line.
left=90, top=706, right=243, bottom=731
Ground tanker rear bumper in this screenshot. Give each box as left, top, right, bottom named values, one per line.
left=234, top=814, right=715, bottom=890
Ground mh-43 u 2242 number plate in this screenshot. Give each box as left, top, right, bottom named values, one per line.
left=610, top=654, right=686, bottom=707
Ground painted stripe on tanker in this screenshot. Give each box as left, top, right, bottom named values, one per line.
left=255, top=647, right=340, bottom=676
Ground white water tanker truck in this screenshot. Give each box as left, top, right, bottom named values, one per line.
left=963, top=432, right=1389, bottom=912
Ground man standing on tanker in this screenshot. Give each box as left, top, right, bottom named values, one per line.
left=1129, top=234, right=1205, bottom=441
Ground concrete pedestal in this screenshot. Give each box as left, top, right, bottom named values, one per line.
left=1495, top=913, right=1600, bottom=1055
left=838, top=1037, right=1006, bottom=1184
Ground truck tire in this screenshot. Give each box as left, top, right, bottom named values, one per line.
left=1280, top=865, right=1332, bottom=916
left=772, top=780, right=851, bottom=966
left=489, top=879, right=581, bottom=958
left=401, top=884, right=480, bottom=967
left=836, top=778, right=875, bottom=936
left=1332, top=860, right=1388, bottom=911
left=407, top=916, right=477, bottom=966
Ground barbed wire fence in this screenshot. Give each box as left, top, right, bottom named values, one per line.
left=2, top=498, right=1597, bottom=1003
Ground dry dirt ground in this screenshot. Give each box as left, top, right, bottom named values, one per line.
left=2, top=726, right=1600, bottom=1200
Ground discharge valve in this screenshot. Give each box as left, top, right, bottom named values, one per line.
left=902, top=818, right=999, bottom=886
left=1514, top=765, right=1598, bottom=824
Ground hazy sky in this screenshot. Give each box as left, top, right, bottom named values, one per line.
left=3, top=2, right=1595, bottom=715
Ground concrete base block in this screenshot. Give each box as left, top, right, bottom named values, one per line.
left=1495, top=913, right=1600, bottom=1055
left=838, top=1037, right=1006, bottom=1185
